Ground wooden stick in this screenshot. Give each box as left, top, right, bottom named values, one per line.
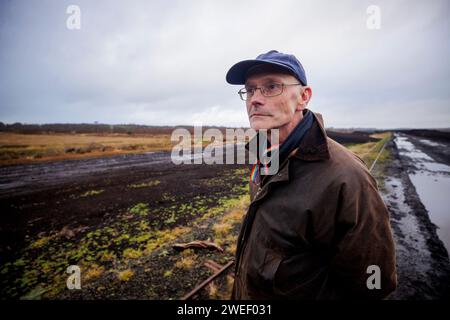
left=181, top=260, right=234, bottom=300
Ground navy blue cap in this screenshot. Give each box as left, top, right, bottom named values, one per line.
left=226, top=50, right=307, bottom=85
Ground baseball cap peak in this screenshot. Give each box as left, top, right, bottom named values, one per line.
left=226, top=50, right=307, bottom=86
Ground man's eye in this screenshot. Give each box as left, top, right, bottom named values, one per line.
left=266, top=84, right=279, bottom=90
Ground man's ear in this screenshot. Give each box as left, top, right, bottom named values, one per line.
left=296, top=86, right=312, bottom=110
left=302, top=86, right=312, bottom=104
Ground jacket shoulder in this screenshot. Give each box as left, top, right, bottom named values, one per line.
left=325, top=137, right=378, bottom=187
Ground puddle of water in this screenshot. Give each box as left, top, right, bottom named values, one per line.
left=383, top=176, right=432, bottom=273
left=0, top=151, right=173, bottom=195
left=395, top=136, right=434, bottom=162
left=409, top=172, right=450, bottom=253
left=394, top=134, right=450, bottom=255
left=419, top=162, right=450, bottom=173
left=419, top=138, right=443, bottom=148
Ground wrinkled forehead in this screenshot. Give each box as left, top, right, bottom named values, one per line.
left=245, top=64, right=298, bottom=85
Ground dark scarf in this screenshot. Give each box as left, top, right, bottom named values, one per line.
left=277, top=108, right=313, bottom=163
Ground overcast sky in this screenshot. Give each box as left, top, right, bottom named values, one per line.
left=0, top=0, right=449, bottom=128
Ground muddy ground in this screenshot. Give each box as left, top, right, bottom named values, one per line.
left=373, top=133, right=450, bottom=299
left=0, top=149, right=250, bottom=299
left=1, top=132, right=449, bottom=299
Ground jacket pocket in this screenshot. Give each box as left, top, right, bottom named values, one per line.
left=272, top=253, right=329, bottom=299
left=259, top=249, right=283, bottom=285
left=245, top=246, right=283, bottom=296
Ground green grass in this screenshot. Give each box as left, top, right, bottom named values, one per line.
left=346, top=131, right=392, bottom=191
left=79, top=189, right=104, bottom=197
left=128, top=203, right=150, bottom=217
left=128, top=180, right=161, bottom=189
left=347, top=132, right=392, bottom=168
left=0, top=167, right=249, bottom=299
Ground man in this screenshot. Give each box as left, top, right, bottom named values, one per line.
left=226, top=50, right=397, bottom=299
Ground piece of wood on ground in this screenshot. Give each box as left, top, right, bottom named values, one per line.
left=204, top=260, right=223, bottom=272
left=172, top=240, right=224, bottom=252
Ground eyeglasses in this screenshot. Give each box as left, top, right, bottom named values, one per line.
left=238, top=82, right=302, bottom=101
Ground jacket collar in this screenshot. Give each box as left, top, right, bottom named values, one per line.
left=293, top=111, right=330, bottom=161
left=245, top=110, right=330, bottom=162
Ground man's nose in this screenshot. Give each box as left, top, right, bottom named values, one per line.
left=248, top=88, right=265, bottom=104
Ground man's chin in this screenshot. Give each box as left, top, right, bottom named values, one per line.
left=250, top=122, right=273, bottom=131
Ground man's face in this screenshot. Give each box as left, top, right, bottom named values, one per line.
left=244, top=72, right=306, bottom=131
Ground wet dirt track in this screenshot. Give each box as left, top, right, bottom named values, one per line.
left=379, top=133, right=450, bottom=299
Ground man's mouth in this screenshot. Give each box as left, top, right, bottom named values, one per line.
left=250, top=113, right=270, bottom=118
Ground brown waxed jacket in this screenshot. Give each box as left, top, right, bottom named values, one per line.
left=232, top=110, right=397, bottom=300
